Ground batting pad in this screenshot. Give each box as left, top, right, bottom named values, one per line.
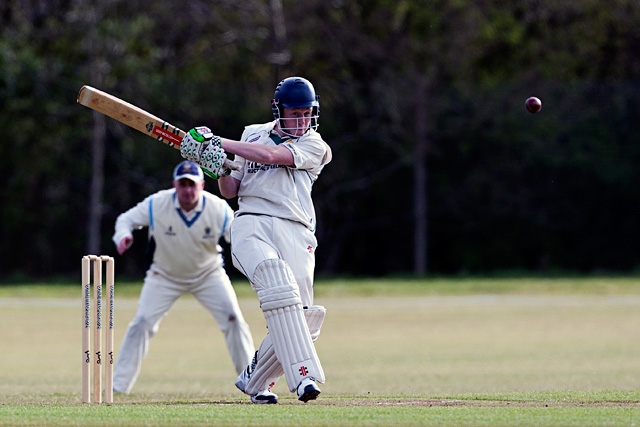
left=244, top=305, right=326, bottom=395
left=252, top=259, right=325, bottom=391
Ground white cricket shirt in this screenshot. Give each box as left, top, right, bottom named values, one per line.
left=112, top=188, right=233, bottom=284
left=230, top=121, right=332, bottom=231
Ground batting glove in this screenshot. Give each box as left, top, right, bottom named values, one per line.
left=180, top=126, right=215, bottom=161
left=181, top=127, right=230, bottom=179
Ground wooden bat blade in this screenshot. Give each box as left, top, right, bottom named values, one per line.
left=77, top=85, right=184, bottom=149
left=77, top=85, right=239, bottom=172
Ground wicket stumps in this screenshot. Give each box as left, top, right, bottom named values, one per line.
left=81, top=255, right=115, bottom=404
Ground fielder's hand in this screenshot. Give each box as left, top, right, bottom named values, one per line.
left=117, top=236, right=133, bottom=255
left=181, top=127, right=231, bottom=179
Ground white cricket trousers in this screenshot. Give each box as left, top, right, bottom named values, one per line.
left=113, top=267, right=254, bottom=394
left=230, top=214, right=319, bottom=394
left=230, top=214, right=317, bottom=307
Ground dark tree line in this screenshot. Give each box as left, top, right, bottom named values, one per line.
left=1, top=0, right=640, bottom=280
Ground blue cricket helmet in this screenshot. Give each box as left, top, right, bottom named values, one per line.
left=271, top=77, right=320, bottom=135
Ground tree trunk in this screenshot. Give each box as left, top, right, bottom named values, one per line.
left=269, top=0, right=290, bottom=81
left=413, top=76, right=428, bottom=275
left=86, top=6, right=107, bottom=256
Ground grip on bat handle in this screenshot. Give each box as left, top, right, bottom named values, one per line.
left=223, top=158, right=240, bottom=171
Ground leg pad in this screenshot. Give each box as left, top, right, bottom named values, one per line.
left=252, top=259, right=325, bottom=391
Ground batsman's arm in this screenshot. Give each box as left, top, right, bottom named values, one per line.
left=219, top=175, right=241, bottom=199
left=220, top=137, right=294, bottom=167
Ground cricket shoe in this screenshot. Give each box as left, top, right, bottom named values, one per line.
left=296, top=377, right=321, bottom=402
left=235, top=351, right=257, bottom=393
left=234, top=366, right=250, bottom=393
left=234, top=351, right=278, bottom=404
left=236, top=368, right=278, bottom=404
left=250, top=389, right=278, bottom=404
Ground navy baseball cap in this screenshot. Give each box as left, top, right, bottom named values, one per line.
left=173, top=161, right=204, bottom=182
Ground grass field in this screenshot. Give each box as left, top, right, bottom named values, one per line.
left=1, top=277, right=639, bottom=426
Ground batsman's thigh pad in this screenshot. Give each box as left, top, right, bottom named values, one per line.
left=252, top=259, right=325, bottom=390
left=304, top=305, right=326, bottom=341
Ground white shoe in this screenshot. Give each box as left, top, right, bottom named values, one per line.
left=296, top=377, right=321, bottom=402
left=236, top=367, right=278, bottom=403
left=251, top=389, right=278, bottom=404
left=235, top=351, right=257, bottom=393
left=234, top=367, right=250, bottom=393
left=235, top=351, right=277, bottom=403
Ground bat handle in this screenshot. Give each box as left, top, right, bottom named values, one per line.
left=225, top=159, right=240, bottom=171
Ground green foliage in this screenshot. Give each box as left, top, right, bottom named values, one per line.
left=1, top=0, right=640, bottom=278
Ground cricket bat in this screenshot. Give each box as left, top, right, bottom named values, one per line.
left=77, top=85, right=236, bottom=169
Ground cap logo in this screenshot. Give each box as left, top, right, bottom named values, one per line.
left=174, top=161, right=203, bottom=181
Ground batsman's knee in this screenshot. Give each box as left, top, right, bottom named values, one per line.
left=252, top=259, right=301, bottom=310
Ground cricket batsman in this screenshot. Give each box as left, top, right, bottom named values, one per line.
left=180, top=76, right=332, bottom=403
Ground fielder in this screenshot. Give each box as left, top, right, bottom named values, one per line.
left=180, top=76, right=332, bottom=404
left=111, top=160, right=254, bottom=394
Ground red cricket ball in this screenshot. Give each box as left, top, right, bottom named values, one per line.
left=525, top=97, right=542, bottom=113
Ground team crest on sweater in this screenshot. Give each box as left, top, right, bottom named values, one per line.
left=203, top=227, right=216, bottom=239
